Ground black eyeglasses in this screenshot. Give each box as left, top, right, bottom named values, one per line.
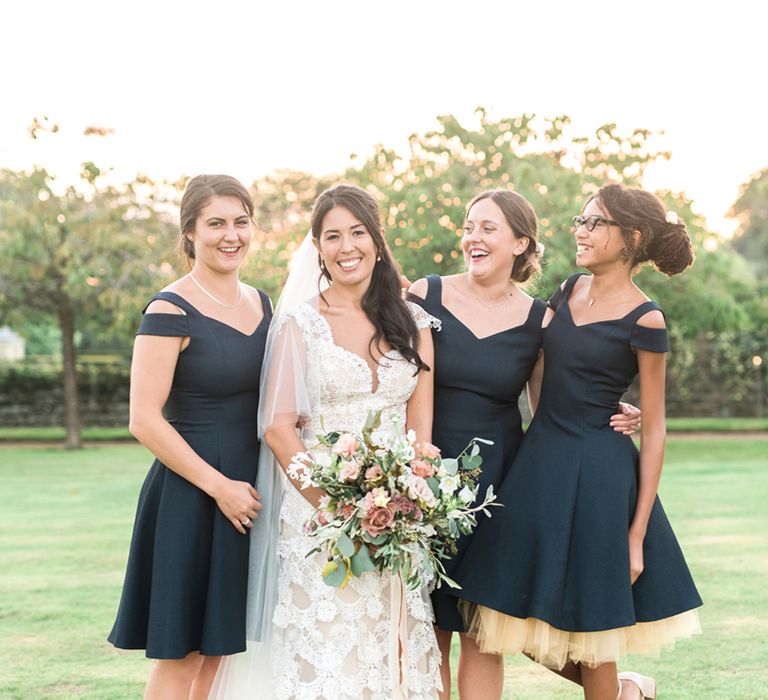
left=571, top=215, right=619, bottom=232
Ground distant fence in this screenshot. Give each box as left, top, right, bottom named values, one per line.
left=1, top=332, right=766, bottom=427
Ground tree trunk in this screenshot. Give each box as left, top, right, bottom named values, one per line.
left=58, top=298, right=82, bottom=449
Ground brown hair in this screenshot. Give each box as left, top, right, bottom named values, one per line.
left=466, top=189, right=541, bottom=283
left=592, top=184, right=694, bottom=276
left=311, top=184, right=428, bottom=373
left=179, top=174, right=254, bottom=262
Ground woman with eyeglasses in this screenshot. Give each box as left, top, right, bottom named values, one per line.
left=450, top=184, right=702, bottom=700
left=407, top=189, right=644, bottom=700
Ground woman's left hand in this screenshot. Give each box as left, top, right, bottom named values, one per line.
left=611, top=402, right=641, bottom=435
left=629, top=530, right=645, bottom=584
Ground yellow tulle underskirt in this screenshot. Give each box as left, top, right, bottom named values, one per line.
left=460, top=602, right=701, bottom=670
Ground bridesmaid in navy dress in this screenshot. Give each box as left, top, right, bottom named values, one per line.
left=452, top=185, right=702, bottom=700
left=409, top=190, right=642, bottom=700
left=108, top=175, right=270, bottom=700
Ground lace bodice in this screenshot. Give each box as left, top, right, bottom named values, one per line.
left=285, top=301, right=440, bottom=439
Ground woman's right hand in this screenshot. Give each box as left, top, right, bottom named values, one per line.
left=211, top=477, right=262, bottom=534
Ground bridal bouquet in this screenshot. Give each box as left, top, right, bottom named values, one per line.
left=287, top=411, right=497, bottom=590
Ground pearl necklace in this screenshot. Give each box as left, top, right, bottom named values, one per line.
left=189, top=273, right=242, bottom=308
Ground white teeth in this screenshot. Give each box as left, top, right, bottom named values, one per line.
left=338, top=258, right=361, bottom=269
left=220, top=247, right=239, bottom=253
left=470, top=249, right=489, bottom=259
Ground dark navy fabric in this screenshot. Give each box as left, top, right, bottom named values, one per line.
left=411, top=275, right=547, bottom=631
left=108, top=290, right=271, bottom=658
left=452, top=273, right=702, bottom=632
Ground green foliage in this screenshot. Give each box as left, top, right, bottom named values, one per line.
left=0, top=166, right=179, bottom=341
left=729, top=167, right=768, bottom=274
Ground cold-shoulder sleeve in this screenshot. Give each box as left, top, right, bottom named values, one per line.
left=137, top=313, right=190, bottom=337
left=630, top=324, right=669, bottom=353
left=406, top=300, right=441, bottom=331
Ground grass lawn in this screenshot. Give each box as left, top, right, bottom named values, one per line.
left=0, top=439, right=766, bottom=699
left=0, top=416, right=764, bottom=443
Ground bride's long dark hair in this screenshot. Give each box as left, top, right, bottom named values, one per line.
left=310, top=184, right=429, bottom=374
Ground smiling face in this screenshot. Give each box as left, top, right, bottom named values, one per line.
left=314, top=205, right=378, bottom=289
left=573, top=198, right=630, bottom=272
left=462, top=197, right=529, bottom=282
left=187, top=195, right=252, bottom=273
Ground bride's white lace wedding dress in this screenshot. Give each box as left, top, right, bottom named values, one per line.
left=212, top=301, right=442, bottom=700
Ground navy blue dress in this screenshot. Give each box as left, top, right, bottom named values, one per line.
left=452, top=273, right=702, bottom=633
left=108, top=290, right=271, bottom=658
left=412, top=275, right=547, bottom=631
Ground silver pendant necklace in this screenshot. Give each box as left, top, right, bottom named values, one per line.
left=587, top=281, right=631, bottom=308
left=189, top=273, right=242, bottom=308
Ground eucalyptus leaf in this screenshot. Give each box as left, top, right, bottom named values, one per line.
left=335, top=532, right=355, bottom=557
left=322, top=560, right=349, bottom=588
left=350, top=545, right=376, bottom=576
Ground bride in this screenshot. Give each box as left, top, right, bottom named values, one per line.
left=211, top=185, right=442, bottom=699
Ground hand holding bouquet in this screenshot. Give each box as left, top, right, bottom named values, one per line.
left=287, top=411, right=497, bottom=590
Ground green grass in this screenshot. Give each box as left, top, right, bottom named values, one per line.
left=0, top=439, right=766, bottom=699
left=0, top=427, right=134, bottom=442
left=0, top=417, right=764, bottom=443
left=665, top=417, right=768, bottom=433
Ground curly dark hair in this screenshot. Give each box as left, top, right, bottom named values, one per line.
left=310, top=184, right=429, bottom=374
left=592, top=184, right=694, bottom=276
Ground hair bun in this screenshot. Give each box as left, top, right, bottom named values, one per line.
left=649, top=221, right=694, bottom=275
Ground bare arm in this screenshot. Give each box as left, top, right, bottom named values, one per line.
left=628, top=311, right=668, bottom=583
left=525, top=351, right=544, bottom=416
left=406, top=325, right=435, bottom=443
left=129, top=305, right=261, bottom=534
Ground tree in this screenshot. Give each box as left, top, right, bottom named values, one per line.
left=337, top=109, right=759, bottom=339
left=0, top=165, right=177, bottom=447
left=729, top=167, right=768, bottom=273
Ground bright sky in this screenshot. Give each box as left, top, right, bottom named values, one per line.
left=2, top=0, right=765, bottom=238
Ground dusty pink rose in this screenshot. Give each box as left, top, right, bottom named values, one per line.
left=315, top=510, right=332, bottom=526
left=361, top=504, right=396, bottom=537
left=410, top=458, right=435, bottom=478
left=392, top=494, right=415, bottom=516
left=333, top=433, right=359, bottom=458
left=340, top=503, right=357, bottom=520
left=412, top=507, right=423, bottom=521
left=339, top=460, right=361, bottom=482
left=365, top=465, right=384, bottom=481
left=416, top=441, right=441, bottom=460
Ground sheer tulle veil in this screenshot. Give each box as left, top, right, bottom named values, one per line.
left=210, top=232, right=327, bottom=697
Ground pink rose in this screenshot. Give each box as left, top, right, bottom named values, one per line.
left=315, top=510, right=332, bottom=526
left=340, top=503, right=357, bottom=520
left=361, top=504, right=396, bottom=537
left=392, top=494, right=415, bottom=516
left=333, top=433, right=359, bottom=458
left=406, top=475, right=437, bottom=508
left=412, top=507, right=423, bottom=521
left=339, top=460, right=361, bottom=482
left=410, top=458, right=435, bottom=478
left=416, top=441, right=441, bottom=460
left=365, top=465, right=384, bottom=481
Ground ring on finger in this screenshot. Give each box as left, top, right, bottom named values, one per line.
left=241, top=518, right=251, bottom=526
